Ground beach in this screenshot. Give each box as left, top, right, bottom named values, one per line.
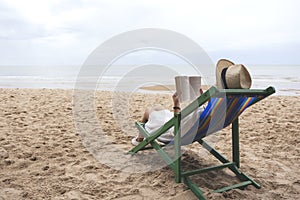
left=0, top=88, right=299, bottom=199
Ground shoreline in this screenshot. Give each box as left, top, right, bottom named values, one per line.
left=0, top=73, right=300, bottom=96
left=139, top=84, right=211, bottom=91
left=139, top=84, right=300, bottom=96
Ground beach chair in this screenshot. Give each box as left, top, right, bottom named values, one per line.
left=128, top=86, right=275, bottom=199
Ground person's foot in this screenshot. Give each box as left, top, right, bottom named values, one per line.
left=131, top=137, right=144, bottom=146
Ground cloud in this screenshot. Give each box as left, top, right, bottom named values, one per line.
left=0, top=5, right=46, bottom=40
left=0, top=0, right=299, bottom=65
left=0, top=1, right=80, bottom=40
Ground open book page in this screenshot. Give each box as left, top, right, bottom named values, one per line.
left=175, top=76, right=201, bottom=102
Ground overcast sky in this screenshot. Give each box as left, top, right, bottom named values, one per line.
left=0, top=0, right=299, bottom=66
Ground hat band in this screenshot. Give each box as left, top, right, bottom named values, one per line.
left=221, top=68, right=229, bottom=89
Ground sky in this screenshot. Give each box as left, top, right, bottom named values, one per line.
left=0, top=0, right=300, bottom=67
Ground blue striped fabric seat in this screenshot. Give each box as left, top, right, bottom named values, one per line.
left=179, top=95, right=261, bottom=145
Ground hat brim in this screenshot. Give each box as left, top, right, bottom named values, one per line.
left=216, top=59, right=235, bottom=88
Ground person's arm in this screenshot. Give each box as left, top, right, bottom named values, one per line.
left=172, top=88, right=204, bottom=113
left=172, top=92, right=181, bottom=113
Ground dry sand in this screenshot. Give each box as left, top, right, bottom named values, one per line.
left=0, top=88, right=299, bottom=199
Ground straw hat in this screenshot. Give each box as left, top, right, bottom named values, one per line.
left=216, top=59, right=252, bottom=89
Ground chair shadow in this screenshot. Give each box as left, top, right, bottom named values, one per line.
left=180, top=151, right=242, bottom=191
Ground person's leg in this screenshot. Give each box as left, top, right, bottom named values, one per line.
left=136, top=107, right=151, bottom=142
left=141, top=107, right=150, bottom=123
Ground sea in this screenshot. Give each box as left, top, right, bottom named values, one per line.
left=0, top=65, right=299, bottom=96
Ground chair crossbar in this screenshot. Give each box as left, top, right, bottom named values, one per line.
left=213, top=180, right=252, bottom=193
left=182, top=162, right=235, bottom=177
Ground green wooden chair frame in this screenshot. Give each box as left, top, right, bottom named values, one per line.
left=128, top=86, right=275, bottom=199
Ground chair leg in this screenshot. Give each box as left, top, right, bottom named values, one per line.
left=232, top=118, right=240, bottom=168
left=184, top=177, right=206, bottom=200
left=174, top=113, right=181, bottom=183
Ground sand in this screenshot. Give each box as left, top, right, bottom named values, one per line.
left=0, top=88, right=299, bottom=199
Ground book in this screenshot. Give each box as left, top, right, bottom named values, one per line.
left=175, top=76, right=202, bottom=102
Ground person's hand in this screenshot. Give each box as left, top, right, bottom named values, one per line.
left=199, top=88, right=204, bottom=95
left=172, top=92, right=180, bottom=107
